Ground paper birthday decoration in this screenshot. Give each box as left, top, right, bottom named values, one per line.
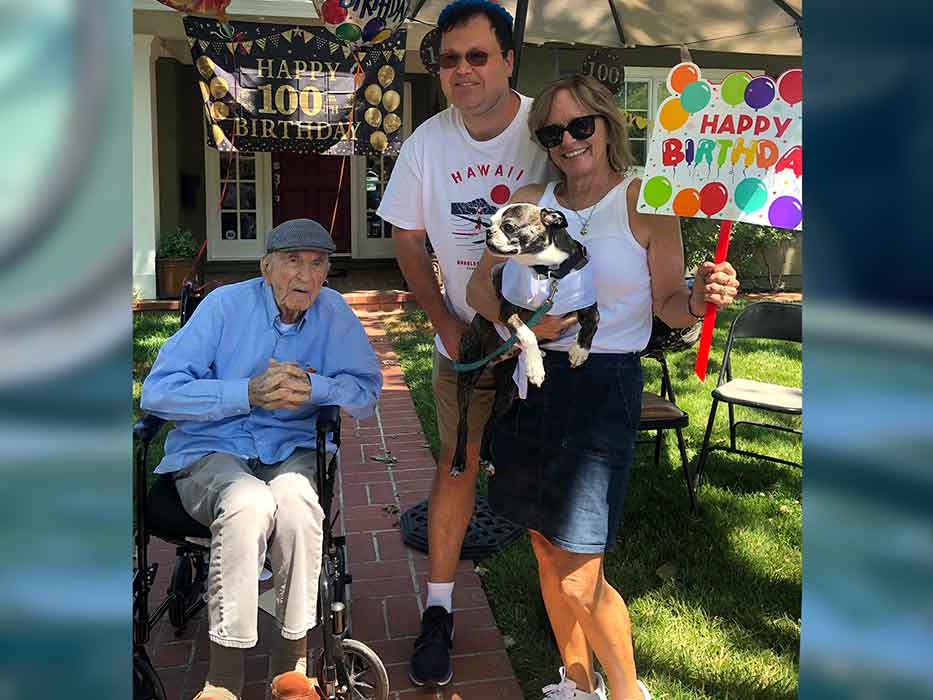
left=637, top=63, right=802, bottom=230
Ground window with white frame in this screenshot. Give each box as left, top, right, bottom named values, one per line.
left=204, top=142, right=273, bottom=261
left=365, top=153, right=395, bottom=239
left=219, top=152, right=259, bottom=241
left=362, top=81, right=412, bottom=240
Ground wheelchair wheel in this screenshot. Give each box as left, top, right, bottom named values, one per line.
left=317, top=638, right=389, bottom=700
left=133, top=648, right=166, bottom=700
left=168, top=552, right=205, bottom=630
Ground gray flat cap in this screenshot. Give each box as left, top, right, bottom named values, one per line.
left=266, top=218, right=336, bottom=254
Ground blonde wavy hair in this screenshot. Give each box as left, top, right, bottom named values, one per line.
left=528, top=74, right=634, bottom=177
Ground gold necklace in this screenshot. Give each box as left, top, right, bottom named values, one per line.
left=560, top=185, right=601, bottom=236
left=572, top=200, right=600, bottom=236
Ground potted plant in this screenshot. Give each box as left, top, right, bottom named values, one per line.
left=156, top=227, right=199, bottom=299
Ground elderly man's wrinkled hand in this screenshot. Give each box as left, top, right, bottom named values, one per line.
left=248, top=359, right=312, bottom=411
left=693, top=261, right=740, bottom=310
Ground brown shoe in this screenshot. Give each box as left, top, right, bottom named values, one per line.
left=271, top=670, right=320, bottom=700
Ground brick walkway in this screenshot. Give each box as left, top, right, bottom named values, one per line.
left=144, top=311, right=524, bottom=700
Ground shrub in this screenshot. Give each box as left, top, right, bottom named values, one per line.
left=681, top=218, right=798, bottom=290
left=157, top=227, right=198, bottom=258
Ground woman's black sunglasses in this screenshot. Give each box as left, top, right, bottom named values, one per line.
left=438, top=49, right=505, bottom=69
left=534, top=114, right=601, bottom=148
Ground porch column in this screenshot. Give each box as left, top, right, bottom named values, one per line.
left=133, top=34, right=160, bottom=300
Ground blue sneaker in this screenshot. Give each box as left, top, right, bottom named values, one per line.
left=408, top=606, right=454, bottom=687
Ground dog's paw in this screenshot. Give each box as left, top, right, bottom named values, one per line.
left=526, top=354, right=546, bottom=386
left=568, top=342, right=590, bottom=367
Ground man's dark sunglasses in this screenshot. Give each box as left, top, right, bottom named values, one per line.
left=438, top=49, right=505, bottom=69
left=534, top=114, right=601, bottom=148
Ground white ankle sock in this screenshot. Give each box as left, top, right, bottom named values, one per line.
left=425, top=581, right=454, bottom=613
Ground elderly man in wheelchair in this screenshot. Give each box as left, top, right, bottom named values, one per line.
left=138, top=219, right=383, bottom=700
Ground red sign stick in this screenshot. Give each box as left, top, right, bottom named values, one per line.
left=694, top=219, right=733, bottom=381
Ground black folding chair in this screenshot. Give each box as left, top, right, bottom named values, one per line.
left=639, top=317, right=702, bottom=513
left=694, top=301, right=802, bottom=494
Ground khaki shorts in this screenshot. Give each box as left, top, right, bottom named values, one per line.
left=432, top=346, right=497, bottom=448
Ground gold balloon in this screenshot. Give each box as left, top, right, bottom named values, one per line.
left=196, top=56, right=215, bottom=79
left=382, top=89, right=400, bottom=112
left=199, top=81, right=211, bottom=102
left=211, top=101, right=230, bottom=120
left=377, top=65, right=396, bottom=87
left=364, top=107, right=382, bottom=128
left=383, top=113, right=401, bottom=134
left=210, top=76, right=229, bottom=99
left=211, top=124, right=229, bottom=145
left=364, top=84, right=383, bottom=105
left=370, top=130, right=388, bottom=152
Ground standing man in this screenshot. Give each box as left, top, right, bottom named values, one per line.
left=377, top=0, right=553, bottom=688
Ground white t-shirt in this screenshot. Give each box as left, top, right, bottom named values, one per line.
left=376, top=93, right=553, bottom=358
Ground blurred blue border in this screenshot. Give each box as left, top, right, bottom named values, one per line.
left=1, top=2, right=933, bottom=699
left=0, top=2, right=131, bottom=699
left=802, top=1, right=933, bottom=699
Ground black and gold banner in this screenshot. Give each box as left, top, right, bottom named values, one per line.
left=183, top=17, right=406, bottom=156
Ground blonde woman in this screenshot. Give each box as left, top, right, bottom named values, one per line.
left=467, top=75, right=739, bottom=700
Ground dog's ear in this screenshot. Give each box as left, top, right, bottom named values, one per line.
left=540, top=208, right=568, bottom=229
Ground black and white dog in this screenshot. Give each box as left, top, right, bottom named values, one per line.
left=451, top=203, right=600, bottom=475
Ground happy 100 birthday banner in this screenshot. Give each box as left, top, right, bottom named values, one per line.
left=183, top=17, right=407, bottom=156
left=637, top=63, right=802, bottom=230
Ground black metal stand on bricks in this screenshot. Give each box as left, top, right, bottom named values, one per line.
left=400, top=496, right=523, bottom=559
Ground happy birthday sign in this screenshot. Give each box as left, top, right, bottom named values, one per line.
left=637, top=63, right=802, bottom=230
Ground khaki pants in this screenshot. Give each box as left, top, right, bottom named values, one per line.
left=174, top=449, right=326, bottom=648
left=432, top=347, right=497, bottom=448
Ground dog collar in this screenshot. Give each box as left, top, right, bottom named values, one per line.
left=531, top=244, right=589, bottom=280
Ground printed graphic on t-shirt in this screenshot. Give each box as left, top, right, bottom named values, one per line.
left=450, top=197, right=498, bottom=251
left=447, top=163, right=524, bottom=257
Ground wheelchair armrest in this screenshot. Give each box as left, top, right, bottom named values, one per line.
left=134, top=413, right=167, bottom=444
left=316, top=405, right=341, bottom=435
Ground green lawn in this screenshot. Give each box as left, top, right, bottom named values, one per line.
left=133, top=310, right=180, bottom=475
left=383, top=301, right=801, bottom=700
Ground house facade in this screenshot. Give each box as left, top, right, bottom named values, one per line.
left=133, top=0, right=801, bottom=299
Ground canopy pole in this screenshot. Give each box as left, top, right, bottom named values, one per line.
left=409, top=0, right=429, bottom=20
left=607, top=0, right=627, bottom=46
left=770, top=0, right=802, bottom=34
left=510, top=0, right=529, bottom=89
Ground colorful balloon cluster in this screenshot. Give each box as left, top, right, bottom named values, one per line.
left=660, top=64, right=804, bottom=131
left=720, top=67, right=801, bottom=111
left=658, top=62, right=713, bottom=131
left=644, top=175, right=801, bottom=228
left=312, top=0, right=411, bottom=51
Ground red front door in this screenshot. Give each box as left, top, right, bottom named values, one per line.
left=272, top=152, right=351, bottom=254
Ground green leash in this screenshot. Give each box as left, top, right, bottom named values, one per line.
left=452, top=278, right=560, bottom=373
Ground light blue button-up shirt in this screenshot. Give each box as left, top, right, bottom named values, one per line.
left=141, top=278, right=382, bottom=474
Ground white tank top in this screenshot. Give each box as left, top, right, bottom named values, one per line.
left=501, top=177, right=652, bottom=354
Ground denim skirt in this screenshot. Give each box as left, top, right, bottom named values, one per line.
left=488, top=351, right=643, bottom=553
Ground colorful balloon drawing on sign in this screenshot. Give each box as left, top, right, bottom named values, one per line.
left=637, top=63, right=802, bottom=231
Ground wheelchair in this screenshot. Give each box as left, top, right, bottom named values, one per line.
left=133, top=284, right=389, bottom=700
